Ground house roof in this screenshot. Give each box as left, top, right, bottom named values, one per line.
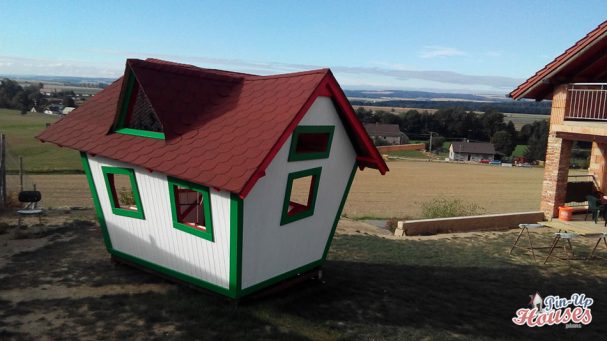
left=363, top=123, right=403, bottom=137
left=450, top=141, right=495, bottom=155
left=509, top=20, right=607, bottom=100
left=37, top=58, right=388, bottom=198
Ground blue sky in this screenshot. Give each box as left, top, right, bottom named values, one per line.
left=0, top=1, right=605, bottom=93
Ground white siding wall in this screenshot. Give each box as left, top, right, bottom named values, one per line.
left=241, top=97, right=357, bottom=289
left=87, top=156, right=231, bottom=288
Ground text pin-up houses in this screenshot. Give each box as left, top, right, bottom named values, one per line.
left=37, top=59, right=388, bottom=298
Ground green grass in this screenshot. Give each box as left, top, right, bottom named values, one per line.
left=512, top=144, right=528, bottom=158
left=386, top=150, right=429, bottom=159
left=0, top=108, right=81, bottom=171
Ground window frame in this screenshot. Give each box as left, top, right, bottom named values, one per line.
left=101, top=166, right=145, bottom=219
left=114, top=71, right=166, bottom=140
left=167, top=176, right=214, bottom=242
left=280, top=167, right=322, bottom=225
left=288, top=126, right=335, bottom=161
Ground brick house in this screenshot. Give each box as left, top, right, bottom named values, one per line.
left=509, top=20, right=607, bottom=219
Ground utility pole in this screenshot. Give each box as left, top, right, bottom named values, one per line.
left=429, top=132, right=433, bottom=153
left=0, top=133, right=6, bottom=207
left=19, top=156, right=23, bottom=192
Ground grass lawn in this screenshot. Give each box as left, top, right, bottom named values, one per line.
left=0, top=108, right=81, bottom=172
left=1, top=216, right=606, bottom=339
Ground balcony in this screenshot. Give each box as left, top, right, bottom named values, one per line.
left=565, top=83, right=607, bottom=121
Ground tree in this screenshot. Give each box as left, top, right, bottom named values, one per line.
left=491, top=130, right=515, bottom=156
left=525, top=120, right=549, bottom=161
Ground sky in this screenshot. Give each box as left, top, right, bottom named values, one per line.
left=0, top=1, right=605, bottom=94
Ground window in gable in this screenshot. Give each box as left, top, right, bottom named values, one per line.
left=102, top=166, right=145, bottom=219
left=288, top=126, right=335, bottom=161
left=280, top=167, right=322, bottom=225
left=115, top=72, right=165, bottom=139
left=168, top=177, right=214, bottom=242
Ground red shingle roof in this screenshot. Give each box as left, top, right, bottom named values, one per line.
left=510, top=20, right=607, bottom=100
left=37, top=58, right=388, bottom=197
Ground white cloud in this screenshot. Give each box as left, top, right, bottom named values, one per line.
left=419, top=46, right=466, bottom=59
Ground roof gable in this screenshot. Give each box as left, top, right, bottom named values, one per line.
left=364, top=123, right=403, bottom=137
left=510, top=20, right=607, bottom=100
left=451, top=142, right=495, bottom=154
left=37, top=58, right=387, bottom=197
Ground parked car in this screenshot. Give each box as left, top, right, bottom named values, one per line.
left=489, top=160, right=502, bottom=166
left=480, top=159, right=490, bottom=164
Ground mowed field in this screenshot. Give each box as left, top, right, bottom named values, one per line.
left=10, top=161, right=547, bottom=218
left=0, top=109, right=81, bottom=171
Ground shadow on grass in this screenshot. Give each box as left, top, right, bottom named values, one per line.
left=2, top=224, right=607, bottom=339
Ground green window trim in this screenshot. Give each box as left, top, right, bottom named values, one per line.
left=101, top=166, right=145, bottom=220
left=114, top=71, right=165, bottom=140
left=288, top=125, right=334, bottom=161
left=168, top=177, right=214, bottom=242
left=280, top=167, right=322, bottom=225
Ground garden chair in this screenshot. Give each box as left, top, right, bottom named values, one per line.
left=585, top=195, right=605, bottom=223
left=17, top=190, right=43, bottom=228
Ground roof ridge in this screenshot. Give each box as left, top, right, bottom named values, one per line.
left=510, top=20, right=607, bottom=99
left=245, top=68, right=329, bottom=81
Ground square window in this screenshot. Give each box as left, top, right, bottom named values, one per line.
left=102, top=166, right=145, bottom=219
left=281, top=167, right=322, bottom=225
left=288, top=126, right=334, bottom=161
left=168, top=177, right=214, bottom=241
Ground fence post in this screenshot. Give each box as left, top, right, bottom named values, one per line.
left=0, top=133, right=6, bottom=207
left=19, top=156, right=23, bottom=192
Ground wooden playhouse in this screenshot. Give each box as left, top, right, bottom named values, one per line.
left=37, top=59, right=389, bottom=298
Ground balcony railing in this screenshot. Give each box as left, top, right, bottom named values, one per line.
left=565, top=83, right=607, bottom=121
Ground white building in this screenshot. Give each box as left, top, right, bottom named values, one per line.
left=449, top=141, right=496, bottom=162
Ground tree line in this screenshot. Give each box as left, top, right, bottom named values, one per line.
left=351, top=99, right=551, bottom=115
left=356, top=107, right=549, bottom=161
left=0, top=79, right=43, bottom=114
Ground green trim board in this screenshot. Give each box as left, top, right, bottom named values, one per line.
left=229, top=193, right=243, bottom=298
left=288, top=125, right=335, bottom=161
left=114, top=70, right=165, bottom=140
left=280, top=167, right=322, bottom=225
left=167, top=176, right=214, bottom=242
left=101, top=166, right=145, bottom=220
left=240, top=260, right=322, bottom=296
left=322, top=162, right=357, bottom=261
left=80, top=152, right=113, bottom=252
left=115, top=128, right=165, bottom=139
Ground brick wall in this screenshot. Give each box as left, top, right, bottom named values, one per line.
left=589, top=142, right=607, bottom=192
left=541, top=134, right=572, bottom=218
left=376, top=143, right=425, bottom=153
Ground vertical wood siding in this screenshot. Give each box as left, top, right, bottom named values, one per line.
left=88, top=156, right=231, bottom=288
left=241, top=97, right=357, bottom=289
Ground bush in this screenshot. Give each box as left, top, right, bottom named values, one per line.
left=118, top=187, right=135, bottom=206
left=385, top=218, right=399, bottom=232
left=420, top=198, right=484, bottom=219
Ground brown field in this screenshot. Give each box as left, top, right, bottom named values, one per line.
left=10, top=161, right=549, bottom=218
left=343, top=161, right=545, bottom=218
left=352, top=105, right=438, bottom=114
